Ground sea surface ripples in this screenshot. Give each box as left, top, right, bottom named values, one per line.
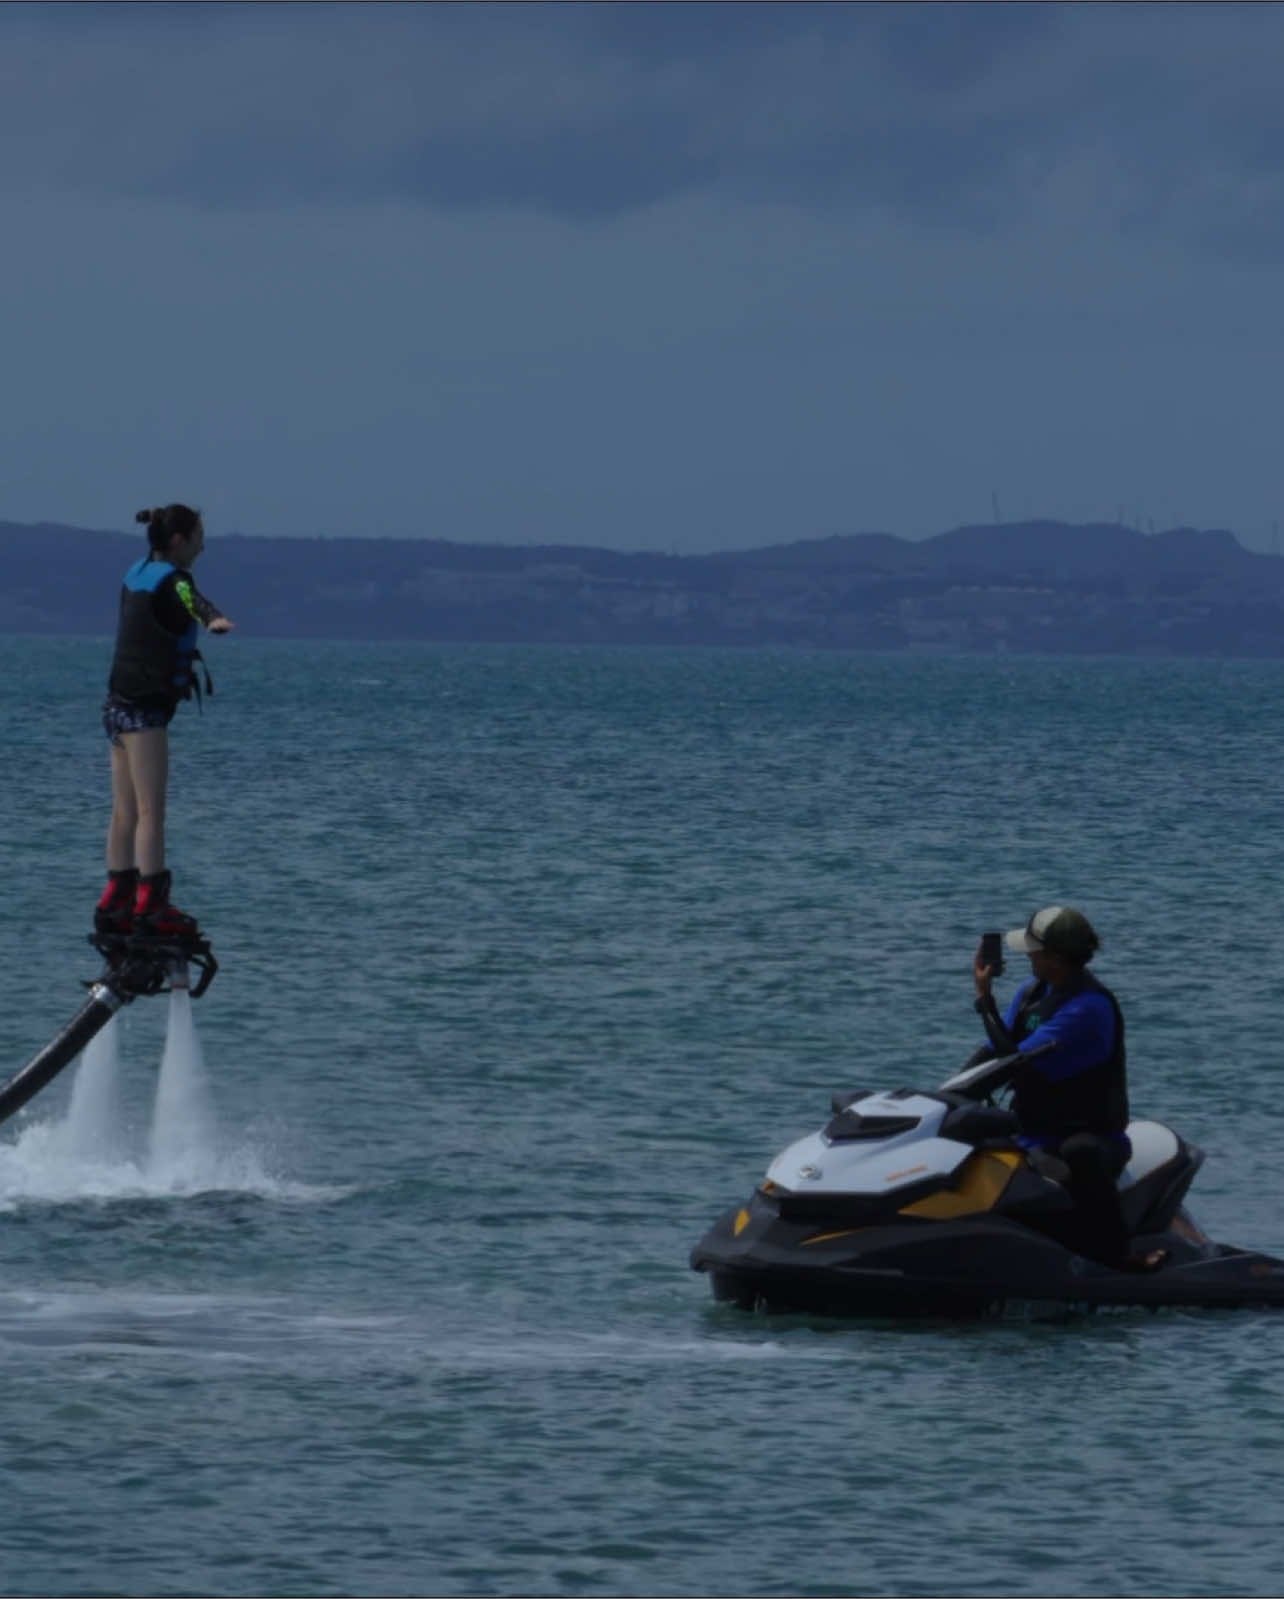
left=0, top=639, right=1281, bottom=1594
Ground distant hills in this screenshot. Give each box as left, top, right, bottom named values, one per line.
left=4, top=517, right=1284, bottom=655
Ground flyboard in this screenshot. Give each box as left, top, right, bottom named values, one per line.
left=0, top=920, right=217, bottom=1128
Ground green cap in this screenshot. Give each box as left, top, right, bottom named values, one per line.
left=1005, top=906, right=1100, bottom=961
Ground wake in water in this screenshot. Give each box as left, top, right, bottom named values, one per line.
left=0, top=990, right=290, bottom=1207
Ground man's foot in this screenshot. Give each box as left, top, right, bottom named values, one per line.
left=1122, top=1247, right=1169, bottom=1274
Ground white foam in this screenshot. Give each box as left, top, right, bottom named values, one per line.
left=47, top=1012, right=128, bottom=1167
left=0, top=994, right=343, bottom=1208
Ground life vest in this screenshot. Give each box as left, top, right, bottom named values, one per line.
left=107, top=557, right=203, bottom=709
left=1008, top=970, right=1130, bottom=1140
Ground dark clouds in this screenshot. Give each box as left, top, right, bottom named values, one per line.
left=1, top=3, right=1281, bottom=549
left=4, top=3, right=1282, bottom=254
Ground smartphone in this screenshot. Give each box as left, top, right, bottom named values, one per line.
left=979, top=931, right=1004, bottom=975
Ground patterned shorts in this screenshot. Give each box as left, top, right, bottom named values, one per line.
left=102, top=694, right=174, bottom=747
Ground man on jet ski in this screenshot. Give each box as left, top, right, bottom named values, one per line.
left=972, top=906, right=1165, bottom=1274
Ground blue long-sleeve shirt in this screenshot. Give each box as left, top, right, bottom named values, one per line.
left=985, top=974, right=1129, bottom=1147
left=1002, top=977, right=1119, bottom=1081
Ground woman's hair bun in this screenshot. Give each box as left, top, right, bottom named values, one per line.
left=135, top=509, right=154, bottom=526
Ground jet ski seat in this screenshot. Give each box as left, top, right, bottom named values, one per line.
left=1118, top=1119, right=1181, bottom=1188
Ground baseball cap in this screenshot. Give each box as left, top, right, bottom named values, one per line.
left=1005, top=905, right=1099, bottom=961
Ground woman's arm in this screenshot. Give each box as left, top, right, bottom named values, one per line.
left=174, top=575, right=235, bottom=631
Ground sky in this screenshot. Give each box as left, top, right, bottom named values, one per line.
left=3, top=1, right=1283, bottom=553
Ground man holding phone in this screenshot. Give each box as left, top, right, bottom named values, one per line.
left=971, top=905, right=1165, bottom=1274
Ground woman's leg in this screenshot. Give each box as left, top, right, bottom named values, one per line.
left=96, top=735, right=143, bottom=930
left=106, top=739, right=140, bottom=871
left=120, top=725, right=198, bottom=935
left=119, top=727, right=169, bottom=877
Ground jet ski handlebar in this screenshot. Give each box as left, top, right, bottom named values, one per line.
left=937, top=1040, right=1056, bottom=1101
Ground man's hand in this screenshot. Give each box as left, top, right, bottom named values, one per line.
left=208, top=617, right=235, bottom=633
left=973, top=944, right=995, bottom=999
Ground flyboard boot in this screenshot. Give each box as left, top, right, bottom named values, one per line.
left=89, top=867, right=140, bottom=978
left=88, top=868, right=218, bottom=1000
left=93, top=867, right=139, bottom=942
left=127, top=869, right=217, bottom=996
left=123, top=870, right=216, bottom=996
left=132, top=869, right=200, bottom=942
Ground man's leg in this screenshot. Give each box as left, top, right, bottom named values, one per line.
left=1059, top=1133, right=1165, bottom=1271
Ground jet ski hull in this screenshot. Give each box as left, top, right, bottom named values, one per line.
left=692, top=1191, right=1284, bottom=1318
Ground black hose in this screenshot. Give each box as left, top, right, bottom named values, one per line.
left=0, top=984, right=125, bottom=1129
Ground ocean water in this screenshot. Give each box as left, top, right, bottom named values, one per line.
left=0, top=635, right=1282, bottom=1597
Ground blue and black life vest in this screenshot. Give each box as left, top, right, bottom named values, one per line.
left=107, top=557, right=206, bottom=709
left=1008, top=970, right=1130, bottom=1140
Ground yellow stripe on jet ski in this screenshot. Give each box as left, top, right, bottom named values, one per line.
left=795, top=1151, right=1024, bottom=1247
left=898, top=1149, right=1022, bottom=1219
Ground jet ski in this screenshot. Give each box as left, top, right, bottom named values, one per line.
left=690, top=1047, right=1284, bottom=1318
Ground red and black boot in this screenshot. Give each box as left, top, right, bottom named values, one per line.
left=132, top=869, right=201, bottom=942
left=94, top=867, right=139, bottom=940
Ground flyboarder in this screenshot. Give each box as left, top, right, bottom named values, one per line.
left=93, top=504, right=235, bottom=947
left=0, top=505, right=229, bottom=1132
